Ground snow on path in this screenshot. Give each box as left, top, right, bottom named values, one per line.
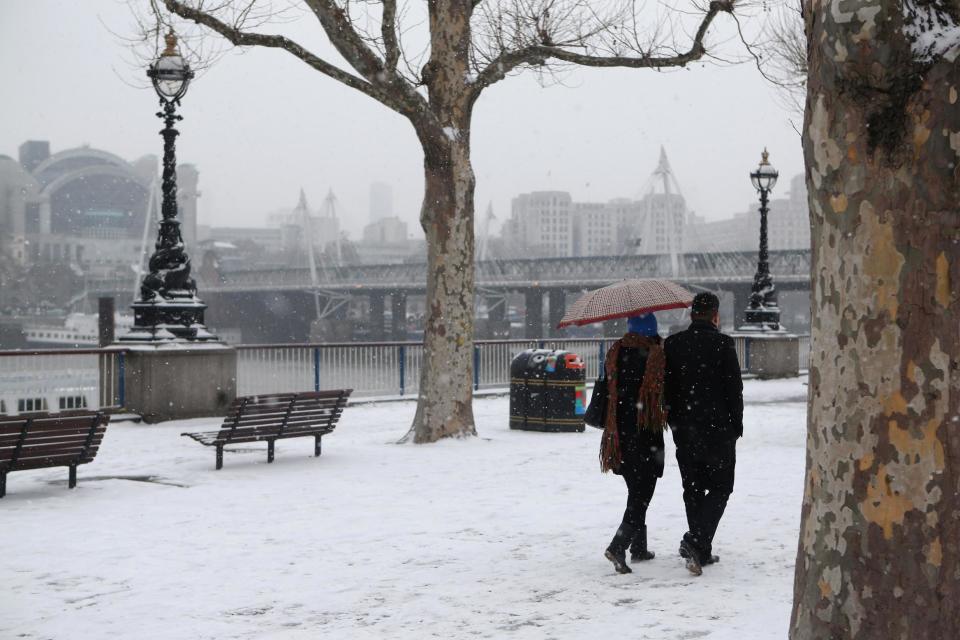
left=2, top=378, right=808, bottom=639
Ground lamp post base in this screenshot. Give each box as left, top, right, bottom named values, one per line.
left=118, top=298, right=219, bottom=343
left=740, top=305, right=783, bottom=332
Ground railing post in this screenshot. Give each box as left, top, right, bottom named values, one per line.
left=117, top=352, right=126, bottom=409
left=744, top=337, right=751, bottom=372
left=313, top=347, right=321, bottom=392
left=399, top=345, right=406, bottom=396
left=473, top=344, right=481, bottom=392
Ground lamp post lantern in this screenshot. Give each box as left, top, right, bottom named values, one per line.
left=121, top=30, right=216, bottom=343
left=743, top=148, right=782, bottom=330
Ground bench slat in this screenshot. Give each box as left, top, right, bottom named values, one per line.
left=221, top=412, right=343, bottom=438
left=0, top=437, right=105, bottom=459
left=3, top=444, right=102, bottom=463
left=229, top=400, right=343, bottom=418
left=1, top=454, right=97, bottom=472
left=0, top=418, right=103, bottom=437
left=231, top=409, right=343, bottom=430
left=0, top=426, right=107, bottom=446
left=3, top=432, right=104, bottom=452
left=186, top=427, right=335, bottom=446
left=10, top=434, right=105, bottom=454
left=0, top=423, right=107, bottom=441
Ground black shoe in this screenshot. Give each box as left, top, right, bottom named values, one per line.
left=629, top=525, right=655, bottom=562
left=679, top=539, right=702, bottom=576
left=679, top=545, right=718, bottom=566
left=605, top=524, right=635, bottom=574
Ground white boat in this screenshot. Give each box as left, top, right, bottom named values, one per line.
left=23, top=313, right=134, bottom=348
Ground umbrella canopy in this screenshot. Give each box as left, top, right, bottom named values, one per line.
left=557, top=279, right=694, bottom=328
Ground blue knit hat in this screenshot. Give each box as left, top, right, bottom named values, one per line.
left=626, top=313, right=658, bottom=337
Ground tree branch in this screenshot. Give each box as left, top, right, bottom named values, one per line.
left=163, top=0, right=431, bottom=121
left=472, top=0, right=735, bottom=93
left=382, top=0, right=401, bottom=71
left=301, top=0, right=431, bottom=119
left=302, top=0, right=389, bottom=81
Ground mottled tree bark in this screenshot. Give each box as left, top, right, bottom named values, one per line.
left=407, top=132, right=478, bottom=442
left=402, top=1, right=478, bottom=442
left=791, top=1, right=960, bottom=638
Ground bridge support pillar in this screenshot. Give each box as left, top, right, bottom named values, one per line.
left=369, top=293, right=386, bottom=341
left=479, top=295, right=509, bottom=339
left=487, top=296, right=506, bottom=323
left=524, top=289, right=544, bottom=340
left=391, top=292, right=407, bottom=341
left=548, top=289, right=566, bottom=337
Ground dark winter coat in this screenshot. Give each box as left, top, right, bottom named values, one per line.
left=610, top=342, right=666, bottom=477
left=664, top=320, right=744, bottom=444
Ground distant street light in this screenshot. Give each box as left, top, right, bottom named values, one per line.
left=743, top=148, right=781, bottom=331
left=121, top=29, right=216, bottom=342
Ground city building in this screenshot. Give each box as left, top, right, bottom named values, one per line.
left=358, top=216, right=423, bottom=264
left=369, top=182, right=393, bottom=222
left=0, top=140, right=199, bottom=280
left=503, top=191, right=574, bottom=257
left=499, top=151, right=809, bottom=260
left=501, top=148, right=687, bottom=259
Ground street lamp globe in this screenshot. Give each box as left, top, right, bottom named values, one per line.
left=750, top=148, right=779, bottom=192
left=148, top=30, right=193, bottom=101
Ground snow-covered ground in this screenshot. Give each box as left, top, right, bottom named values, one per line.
left=2, top=377, right=808, bottom=640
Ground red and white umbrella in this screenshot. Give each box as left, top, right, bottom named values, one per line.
left=557, top=279, right=694, bottom=328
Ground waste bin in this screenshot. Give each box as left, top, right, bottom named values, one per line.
left=509, top=349, right=586, bottom=432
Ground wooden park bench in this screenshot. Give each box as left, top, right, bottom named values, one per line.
left=181, top=389, right=352, bottom=469
left=0, top=411, right=110, bottom=498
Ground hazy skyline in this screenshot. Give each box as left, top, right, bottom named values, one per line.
left=1, top=1, right=805, bottom=240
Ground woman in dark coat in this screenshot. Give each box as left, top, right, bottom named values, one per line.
left=600, top=313, right=667, bottom=574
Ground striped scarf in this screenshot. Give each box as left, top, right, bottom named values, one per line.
left=599, top=334, right=667, bottom=473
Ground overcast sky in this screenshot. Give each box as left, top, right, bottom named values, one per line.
left=0, top=1, right=804, bottom=239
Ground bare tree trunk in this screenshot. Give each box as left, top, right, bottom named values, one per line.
left=791, top=2, right=960, bottom=638
left=403, top=0, right=478, bottom=443
left=405, top=132, right=478, bottom=443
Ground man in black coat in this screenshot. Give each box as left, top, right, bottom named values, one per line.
left=664, top=292, right=743, bottom=576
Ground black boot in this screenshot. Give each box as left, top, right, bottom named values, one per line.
left=629, top=525, right=655, bottom=562
left=678, top=533, right=718, bottom=566
left=604, top=523, right=635, bottom=574
left=679, top=538, right=702, bottom=576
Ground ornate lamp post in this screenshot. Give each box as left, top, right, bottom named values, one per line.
left=743, top=148, right=781, bottom=330
left=121, top=30, right=216, bottom=342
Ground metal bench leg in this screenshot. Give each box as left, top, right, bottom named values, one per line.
left=216, top=445, right=224, bottom=470
left=68, top=465, right=77, bottom=489
left=314, top=435, right=322, bottom=457
left=267, top=440, right=275, bottom=464
left=0, top=472, right=6, bottom=498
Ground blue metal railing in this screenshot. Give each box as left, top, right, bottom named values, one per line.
left=0, top=335, right=810, bottom=414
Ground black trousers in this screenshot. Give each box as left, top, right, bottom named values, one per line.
left=675, top=437, right=736, bottom=554
left=619, top=462, right=659, bottom=531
